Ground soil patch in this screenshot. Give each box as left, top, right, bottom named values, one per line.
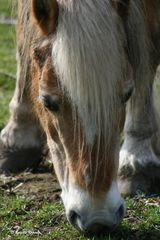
left=0, top=171, right=61, bottom=202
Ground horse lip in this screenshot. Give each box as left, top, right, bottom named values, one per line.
left=77, top=217, right=118, bottom=234
left=81, top=222, right=118, bottom=236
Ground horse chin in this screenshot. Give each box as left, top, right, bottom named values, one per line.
left=61, top=181, right=125, bottom=234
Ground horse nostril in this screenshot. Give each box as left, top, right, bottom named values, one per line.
left=117, top=204, right=125, bottom=220
left=68, top=210, right=81, bottom=227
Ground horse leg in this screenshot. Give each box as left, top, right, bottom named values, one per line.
left=118, top=71, right=160, bottom=196
left=0, top=50, right=47, bottom=174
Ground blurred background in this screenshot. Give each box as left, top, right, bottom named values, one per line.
left=0, top=0, right=16, bottom=130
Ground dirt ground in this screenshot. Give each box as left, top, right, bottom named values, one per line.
left=0, top=166, right=61, bottom=202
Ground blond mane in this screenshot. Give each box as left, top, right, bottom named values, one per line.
left=52, top=0, right=126, bottom=147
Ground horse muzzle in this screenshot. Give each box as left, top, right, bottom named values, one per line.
left=67, top=203, right=125, bottom=235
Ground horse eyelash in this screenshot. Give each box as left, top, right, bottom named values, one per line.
left=121, top=88, right=133, bottom=104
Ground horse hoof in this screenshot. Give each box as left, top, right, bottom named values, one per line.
left=0, top=140, right=47, bottom=174
left=118, top=163, right=160, bottom=196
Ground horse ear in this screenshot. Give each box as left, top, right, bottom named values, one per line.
left=31, top=0, right=59, bottom=35
left=111, top=0, right=130, bottom=18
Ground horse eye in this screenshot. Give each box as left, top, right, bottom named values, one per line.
left=121, top=88, right=133, bottom=104
left=40, top=95, right=60, bottom=112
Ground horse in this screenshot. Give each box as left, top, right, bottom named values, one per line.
left=0, top=0, right=160, bottom=235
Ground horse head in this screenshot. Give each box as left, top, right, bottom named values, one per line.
left=30, top=0, right=133, bottom=235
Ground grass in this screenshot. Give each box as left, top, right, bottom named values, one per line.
left=0, top=189, right=159, bottom=240
left=0, top=0, right=13, bottom=16
left=0, top=12, right=16, bottom=129
left=0, top=1, right=160, bottom=240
